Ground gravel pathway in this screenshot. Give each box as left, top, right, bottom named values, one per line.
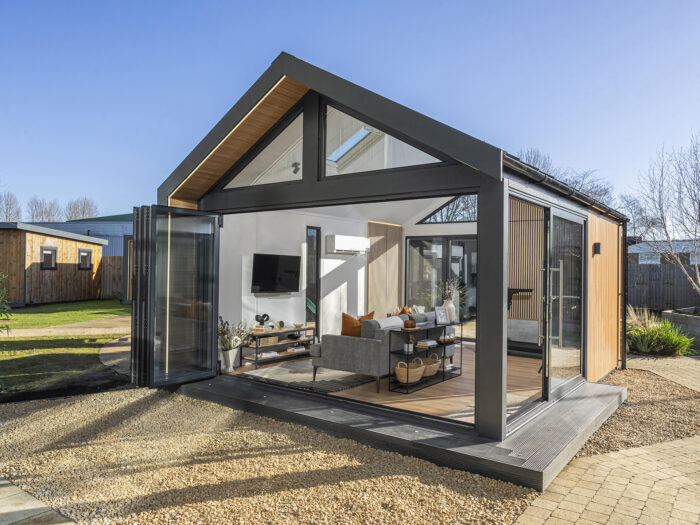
left=577, top=369, right=700, bottom=457
left=0, top=389, right=536, bottom=524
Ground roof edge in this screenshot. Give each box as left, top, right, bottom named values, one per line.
left=503, top=154, right=628, bottom=223
left=0, top=222, right=109, bottom=245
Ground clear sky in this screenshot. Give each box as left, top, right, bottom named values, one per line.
left=1, top=1, right=698, bottom=216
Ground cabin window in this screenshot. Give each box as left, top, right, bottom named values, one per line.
left=40, top=246, right=57, bottom=270
left=78, top=248, right=92, bottom=270
left=324, top=105, right=441, bottom=177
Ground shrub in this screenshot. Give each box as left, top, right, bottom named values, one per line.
left=0, top=273, right=9, bottom=335
left=627, top=319, right=694, bottom=356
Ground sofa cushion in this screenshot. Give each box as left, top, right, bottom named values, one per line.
left=409, top=313, right=428, bottom=323
left=398, top=305, right=411, bottom=315
left=376, top=316, right=404, bottom=329
left=341, top=311, right=374, bottom=337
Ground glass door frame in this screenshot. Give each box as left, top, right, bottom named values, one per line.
left=547, top=207, right=587, bottom=397
left=132, top=205, right=220, bottom=388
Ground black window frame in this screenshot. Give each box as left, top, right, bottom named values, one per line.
left=40, top=245, right=58, bottom=271
left=78, top=248, right=93, bottom=271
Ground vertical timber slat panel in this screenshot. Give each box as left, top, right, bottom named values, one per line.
left=0, top=230, right=26, bottom=304
left=508, top=197, right=544, bottom=321
left=587, top=213, right=622, bottom=381
left=367, top=222, right=403, bottom=316
left=101, top=256, right=123, bottom=299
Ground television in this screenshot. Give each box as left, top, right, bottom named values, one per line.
left=251, top=253, right=301, bottom=293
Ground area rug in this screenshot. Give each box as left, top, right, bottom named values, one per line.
left=240, top=359, right=374, bottom=394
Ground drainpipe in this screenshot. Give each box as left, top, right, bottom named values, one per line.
left=622, top=221, right=628, bottom=370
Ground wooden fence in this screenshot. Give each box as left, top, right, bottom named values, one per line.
left=101, top=256, right=122, bottom=299
left=627, top=264, right=700, bottom=310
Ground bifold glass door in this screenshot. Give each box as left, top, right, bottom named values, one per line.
left=132, top=206, right=219, bottom=387
left=548, top=214, right=584, bottom=392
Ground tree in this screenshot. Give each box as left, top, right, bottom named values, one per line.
left=516, top=148, right=616, bottom=206
left=64, top=197, right=98, bottom=221
left=423, top=195, right=478, bottom=223
left=0, top=192, right=21, bottom=221
left=26, top=196, right=63, bottom=222
left=639, top=133, right=700, bottom=296
left=617, top=193, right=659, bottom=240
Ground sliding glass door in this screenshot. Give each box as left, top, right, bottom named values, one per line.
left=548, top=213, right=584, bottom=391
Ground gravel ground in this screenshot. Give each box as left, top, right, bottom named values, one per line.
left=577, top=368, right=700, bottom=457
left=0, top=389, right=536, bottom=524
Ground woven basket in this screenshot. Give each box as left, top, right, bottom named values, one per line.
left=422, top=353, right=441, bottom=377
left=395, top=358, right=425, bottom=384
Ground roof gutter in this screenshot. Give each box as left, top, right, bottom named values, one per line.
left=503, top=154, right=628, bottom=223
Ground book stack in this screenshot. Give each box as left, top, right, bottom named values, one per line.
left=415, top=339, right=438, bottom=350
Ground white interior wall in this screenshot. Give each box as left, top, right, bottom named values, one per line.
left=218, top=209, right=368, bottom=337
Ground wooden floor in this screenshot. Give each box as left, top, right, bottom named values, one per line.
left=332, top=343, right=542, bottom=423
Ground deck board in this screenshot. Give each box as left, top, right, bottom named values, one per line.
left=178, top=375, right=626, bottom=490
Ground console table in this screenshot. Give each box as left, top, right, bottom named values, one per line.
left=388, top=323, right=463, bottom=394
left=240, top=325, right=316, bottom=369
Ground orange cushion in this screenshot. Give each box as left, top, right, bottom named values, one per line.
left=341, top=311, right=375, bottom=337
left=398, top=305, right=411, bottom=315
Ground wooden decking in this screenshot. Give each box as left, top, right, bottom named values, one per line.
left=332, top=345, right=542, bottom=423
left=178, top=375, right=626, bottom=490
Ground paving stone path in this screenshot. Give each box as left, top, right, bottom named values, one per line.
left=628, top=355, right=700, bottom=393
left=0, top=477, right=72, bottom=524
left=516, top=436, right=700, bottom=524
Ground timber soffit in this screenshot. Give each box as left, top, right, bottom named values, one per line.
left=158, top=52, right=503, bottom=206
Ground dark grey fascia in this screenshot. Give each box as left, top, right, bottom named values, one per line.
left=158, top=52, right=503, bottom=205
left=199, top=164, right=484, bottom=214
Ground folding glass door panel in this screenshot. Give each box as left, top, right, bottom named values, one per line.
left=548, top=214, right=584, bottom=391
left=132, top=206, right=219, bottom=387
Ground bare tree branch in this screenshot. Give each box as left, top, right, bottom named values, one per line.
left=0, top=192, right=21, bottom=221
left=64, top=197, right=98, bottom=221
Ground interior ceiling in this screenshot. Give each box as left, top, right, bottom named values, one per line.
left=298, top=197, right=454, bottom=227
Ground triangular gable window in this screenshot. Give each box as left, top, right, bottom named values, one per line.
left=325, top=106, right=441, bottom=177
left=420, top=195, right=478, bottom=223
left=225, top=112, right=303, bottom=189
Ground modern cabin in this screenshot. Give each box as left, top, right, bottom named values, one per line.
left=0, top=222, right=107, bottom=306
left=131, top=53, right=628, bottom=490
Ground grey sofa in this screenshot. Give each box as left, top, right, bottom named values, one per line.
left=311, top=312, right=455, bottom=392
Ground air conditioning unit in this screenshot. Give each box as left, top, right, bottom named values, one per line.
left=326, top=234, right=370, bottom=255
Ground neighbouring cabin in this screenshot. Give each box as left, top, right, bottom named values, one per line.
left=0, top=223, right=107, bottom=306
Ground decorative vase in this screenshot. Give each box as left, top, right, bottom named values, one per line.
left=443, top=299, right=457, bottom=323
left=222, top=347, right=239, bottom=372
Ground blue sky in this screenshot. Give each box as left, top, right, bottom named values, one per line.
left=1, top=1, right=698, bottom=216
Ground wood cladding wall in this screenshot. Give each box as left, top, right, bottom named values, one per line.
left=367, top=222, right=403, bottom=317
left=586, top=213, right=623, bottom=382
left=101, top=256, right=122, bottom=299
left=169, top=76, right=309, bottom=208
left=24, top=233, right=103, bottom=305
left=0, top=230, right=26, bottom=304
left=508, top=197, right=545, bottom=321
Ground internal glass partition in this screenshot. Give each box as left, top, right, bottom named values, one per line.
left=324, top=106, right=441, bottom=176
left=153, top=211, right=217, bottom=384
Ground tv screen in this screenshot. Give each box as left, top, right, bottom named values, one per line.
left=251, top=253, right=301, bottom=293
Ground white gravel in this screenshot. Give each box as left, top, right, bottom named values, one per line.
left=0, top=389, right=536, bottom=524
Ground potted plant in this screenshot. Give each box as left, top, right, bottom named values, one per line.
left=218, top=317, right=252, bottom=372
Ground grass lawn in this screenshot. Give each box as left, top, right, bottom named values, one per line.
left=0, top=335, right=129, bottom=399
left=4, top=299, right=131, bottom=330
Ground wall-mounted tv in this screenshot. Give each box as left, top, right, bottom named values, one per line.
left=251, top=253, right=301, bottom=293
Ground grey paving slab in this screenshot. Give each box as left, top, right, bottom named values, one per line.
left=0, top=478, right=72, bottom=525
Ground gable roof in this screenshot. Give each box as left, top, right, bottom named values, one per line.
left=158, top=52, right=502, bottom=208
left=0, top=222, right=109, bottom=245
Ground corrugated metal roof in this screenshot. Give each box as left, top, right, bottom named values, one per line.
left=30, top=221, right=132, bottom=256
left=628, top=240, right=698, bottom=254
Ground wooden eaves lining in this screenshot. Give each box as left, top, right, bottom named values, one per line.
left=168, top=76, right=309, bottom=209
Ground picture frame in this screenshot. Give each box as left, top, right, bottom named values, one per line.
left=434, top=306, right=450, bottom=325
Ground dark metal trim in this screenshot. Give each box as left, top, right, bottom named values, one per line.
left=503, top=154, right=628, bottom=223
left=39, top=245, right=57, bottom=270
left=305, top=225, right=321, bottom=331
left=621, top=222, right=628, bottom=370
left=158, top=52, right=503, bottom=204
